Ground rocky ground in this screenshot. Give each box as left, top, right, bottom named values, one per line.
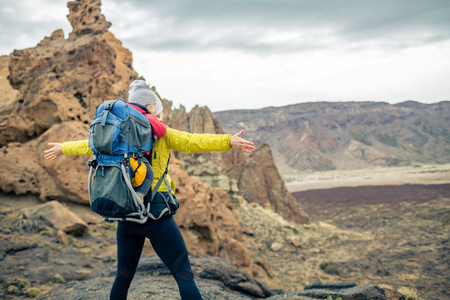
left=225, top=164, right=450, bottom=300
left=1, top=192, right=407, bottom=300
left=235, top=195, right=449, bottom=299
left=289, top=186, right=449, bottom=300
left=1, top=166, right=447, bottom=299
left=0, top=194, right=117, bottom=298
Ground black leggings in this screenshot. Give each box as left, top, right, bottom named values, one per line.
left=110, top=216, right=203, bottom=300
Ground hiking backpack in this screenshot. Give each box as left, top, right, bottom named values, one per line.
left=88, top=99, right=172, bottom=223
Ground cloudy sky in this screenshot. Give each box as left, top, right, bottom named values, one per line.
left=1, top=0, right=449, bottom=112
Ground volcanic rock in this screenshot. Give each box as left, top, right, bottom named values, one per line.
left=0, top=121, right=91, bottom=203
left=265, top=284, right=391, bottom=299
left=170, top=157, right=252, bottom=269
left=0, top=0, right=304, bottom=272
left=233, top=143, right=309, bottom=224
left=39, top=255, right=272, bottom=300
left=67, top=0, right=111, bottom=38
left=38, top=254, right=400, bottom=300
left=270, top=242, right=283, bottom=252
left=0, top=0, right=138, bottom=147
left=20, top=201, right=88, bottom=235
left=171, top=106, right=310, bottom=224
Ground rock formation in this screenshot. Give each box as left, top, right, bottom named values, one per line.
left=0, top=0, right=309, bottom=227
left=228, top=143, right=309, bottom=223
left=165, top=105, right=310, bottom=224
left=164, top=156, right=253, bottom=270
left=67, top=0, right=111, bottom=37
left=0, top=0, right=253, bottom=270
left=0, top=0, right=137, bottom=147
left=0, top=122, right=91, bottom=203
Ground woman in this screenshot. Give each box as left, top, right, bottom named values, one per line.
left=44, top=85, right=255, bottom=300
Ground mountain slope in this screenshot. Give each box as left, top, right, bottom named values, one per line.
left=214, top=101, right=450, bottom=174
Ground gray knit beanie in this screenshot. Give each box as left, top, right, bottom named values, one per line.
left=128, top=80, right=163, bottom=114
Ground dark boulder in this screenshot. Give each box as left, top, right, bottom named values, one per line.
left=40, top=255, right=270, bottom=300
left=39, top=254, right=401, bottom=300
left=268, top=284, right=388, bottom=300
left=109, top=255, right=273, bottom=298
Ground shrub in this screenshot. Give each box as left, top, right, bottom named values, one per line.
left=54, top=273, right=66, bottom=283
left=319, top=261, right=339, bottom=274
left=23, top=287, right=42, bottom=297
left=6, top=285, right=19, bottom=294
left=376, top=132, right=397, bottom=147
left=398, top=285, right=424, bottom=300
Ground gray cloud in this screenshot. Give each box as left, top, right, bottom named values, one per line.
left=105, top=0, right=450, bottom=54
left=0, top=1, right=71, bottom=54
left=1, top=0, right=449, bottom=55
left=0, top=0, right=448, bottom=111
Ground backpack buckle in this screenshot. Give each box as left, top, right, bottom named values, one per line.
left=103, top=99, right=120, bottom=110
left=88, top=159, right=98, bottom=168
left=120, top=157, right=129, bottom=167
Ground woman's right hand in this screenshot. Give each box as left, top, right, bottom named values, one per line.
left=230, top=130, right=255, bottom=153
left=44, top=143, right=63, bottom=160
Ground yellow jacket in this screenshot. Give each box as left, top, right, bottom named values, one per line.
left=61, top=127, right=232, bottom=193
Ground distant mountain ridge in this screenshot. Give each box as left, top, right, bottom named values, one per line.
left=214, top=101, right=450, bottom=174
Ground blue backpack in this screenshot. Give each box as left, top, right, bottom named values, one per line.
left=88, top=99, right=154, bottom=223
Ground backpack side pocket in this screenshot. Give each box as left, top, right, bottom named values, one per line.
left=90, top=164, right=135, bottom=218
left=91, top=122, right=117, bottom=155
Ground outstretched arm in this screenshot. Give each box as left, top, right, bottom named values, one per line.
left=229, top=130, right=255, bottom=153
left=45, top=129, right=256, bottom=159
left=165, top=128, right=255, bottom=154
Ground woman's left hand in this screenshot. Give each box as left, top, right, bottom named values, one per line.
left=230, top=130, right=255, bottom=153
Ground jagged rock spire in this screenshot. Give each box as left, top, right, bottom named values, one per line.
left=67, top=0, right=111, bottom=38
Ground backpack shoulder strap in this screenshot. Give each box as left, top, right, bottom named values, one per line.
left=104, top=99, right=119, bottom=110
left=101, top=99, right=120, bottom=125
left=150, top=154, right=171, bottom=202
